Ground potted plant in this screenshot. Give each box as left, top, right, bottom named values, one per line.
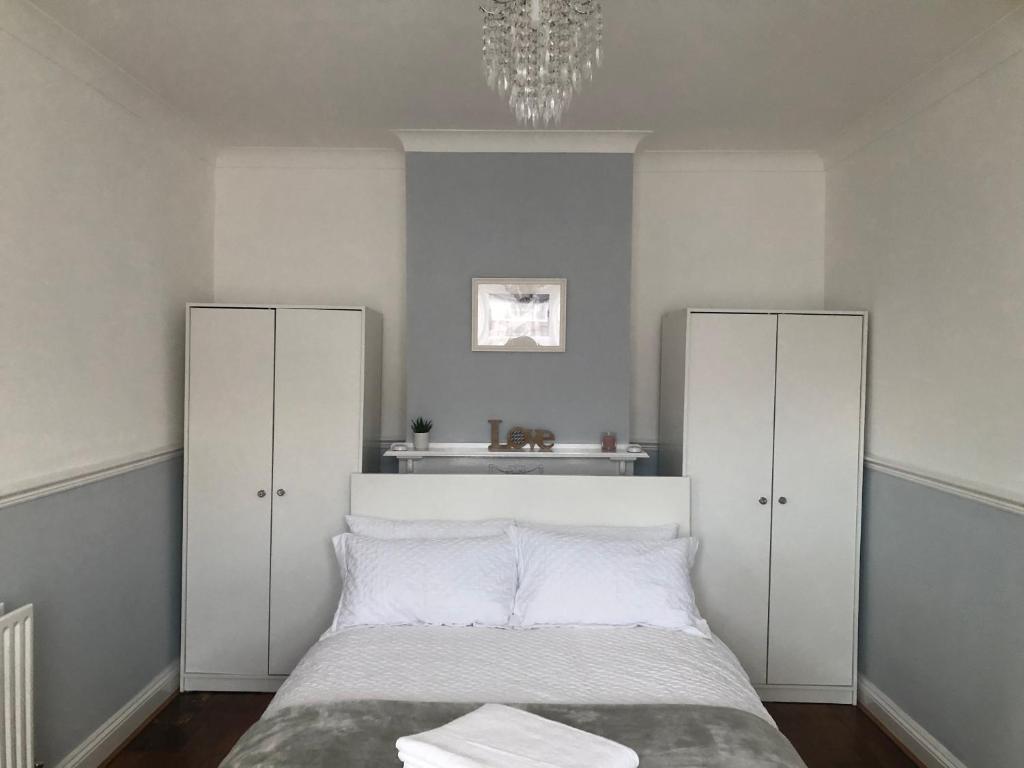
left=410, top=417, right=433, bottom=451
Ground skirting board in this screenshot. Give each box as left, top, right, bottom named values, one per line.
left=53, top=660, right=179, bottom=768
left=858, top=676, right=967, bottom=768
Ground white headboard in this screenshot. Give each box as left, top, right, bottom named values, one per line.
left=351, top=475, right=691, bottom=534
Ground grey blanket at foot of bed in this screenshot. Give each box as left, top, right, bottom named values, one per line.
left=220, top=700, right=807, bottom=767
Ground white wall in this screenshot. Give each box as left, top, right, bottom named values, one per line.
left=631, top=152, right=826, bottom=442
left=824, top=8, right=1024, bottom=502
left=214, top=148, right=406, bottom=439
left=0, top=0, right=214, bottom=495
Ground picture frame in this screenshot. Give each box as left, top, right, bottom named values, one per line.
left=471, top=277, right=567, bottom=352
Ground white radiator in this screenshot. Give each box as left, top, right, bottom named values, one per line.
left=0, top=604, right=34, bottom=768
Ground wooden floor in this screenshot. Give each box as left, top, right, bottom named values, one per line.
left=765, top=703, right=918, bottom=768
left=104, top=693, right=918, bottom=768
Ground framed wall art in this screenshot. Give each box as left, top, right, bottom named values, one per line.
left=471, top=278, right=567, bottom=352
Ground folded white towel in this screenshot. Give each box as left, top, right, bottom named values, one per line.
left=395, top=703, right=639, bottom=768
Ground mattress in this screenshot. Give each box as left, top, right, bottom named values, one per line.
left=266, top=625, right=772, bottom=725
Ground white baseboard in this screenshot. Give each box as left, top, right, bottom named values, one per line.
left=54, top=660, right=179, bottom=768
left=858, top=676, right=967, bottom=768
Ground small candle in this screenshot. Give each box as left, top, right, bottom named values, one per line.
left=601, top=432, right=617, bottom=453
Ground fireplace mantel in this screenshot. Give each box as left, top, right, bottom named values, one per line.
left=384, top=442, right=649, bottom=476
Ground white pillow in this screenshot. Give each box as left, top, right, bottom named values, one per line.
left=517, top=521, right=678, bottom=540
left=329, top=532, right=516, bottom=630
left=345, top=514, right=513, bottom=539
left=513, top=528, right=709, bottom=636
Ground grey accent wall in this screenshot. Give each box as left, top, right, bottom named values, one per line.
left=860, top=468, right=1024, bottom=768
left=406, top=153, right=633, bottom=443
left=0, top=458, right=182, bottom=765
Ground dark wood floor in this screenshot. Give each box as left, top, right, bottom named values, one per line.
left=765, top=703, right=917, bottom=768
left=104, top=693, right=918, bottom=768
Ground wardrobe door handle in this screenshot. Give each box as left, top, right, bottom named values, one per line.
left=778, top=496, right=787, bottom=505
left=256, top=490, right=266, bottom=498
left=758, top=497, right=768, bottom=505
left=276, top=489, right=286, bottom=497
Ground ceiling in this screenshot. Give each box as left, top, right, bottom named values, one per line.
left=30, top=0, right=1021, bottom=149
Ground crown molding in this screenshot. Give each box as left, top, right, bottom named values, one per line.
left=2, top=0, right=214, bottom=164
left=216, top=147, right=404, bottom=170
left=822, top=6, right=1024, bottom=168
left=393, top=130, right=650, bottom=154
left=636, top=151, right=823, bottom=173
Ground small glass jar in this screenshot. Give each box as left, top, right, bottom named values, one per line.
left=600, top=432, right=617, bottom=453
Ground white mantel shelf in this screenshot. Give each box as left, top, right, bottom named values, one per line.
left=384, top=443, right=649, bottom=476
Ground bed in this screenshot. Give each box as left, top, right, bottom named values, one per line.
left=221, top=475, right=806, bottom=767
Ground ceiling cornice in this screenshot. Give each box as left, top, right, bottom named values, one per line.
left=393, top=130, right=650, bottom=154
left=217, top=147, right=403, bottom=169
left=636, top=151, right=823, bottom=173
left=2, top=0, right=214, bottom=163
left=821, top=5, right=1024, bottom=168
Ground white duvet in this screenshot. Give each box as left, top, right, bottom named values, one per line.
left=267, top=625, right=772, bottom=726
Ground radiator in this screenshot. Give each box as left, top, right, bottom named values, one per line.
left=0, top=604, right=33, bottom=768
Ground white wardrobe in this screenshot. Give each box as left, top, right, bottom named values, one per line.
left=181, top=304, right=382, bottom=691
left=660, top=309, right=866, bottom=704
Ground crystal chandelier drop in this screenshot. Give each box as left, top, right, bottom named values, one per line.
left=481, top=0, right=603, bottom=127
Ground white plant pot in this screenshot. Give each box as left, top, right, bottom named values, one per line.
left=412, top=432, right=430, bottom=451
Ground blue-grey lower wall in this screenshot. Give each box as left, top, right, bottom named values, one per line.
left=0, top=458, right=182, bottom=765
left=860, top=467, right=1024, bottom=768
left=406, top=152, right=633, bottom=443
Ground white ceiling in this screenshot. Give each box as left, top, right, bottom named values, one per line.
left=29, top=0, right=1021, bottom=149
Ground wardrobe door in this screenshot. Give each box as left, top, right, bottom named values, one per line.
left=686, top=312, right=778, bottom=684
left=768, top=314, right=864, bottom=686
left=269, top=309, right=363, bottom=674
left=185, top=308, right=275, bottom=675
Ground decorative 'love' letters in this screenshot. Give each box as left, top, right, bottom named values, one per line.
left=488, top=419, right=556, bottom=452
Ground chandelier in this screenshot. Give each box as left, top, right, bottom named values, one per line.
left=481, top=0, right=603, bottom=127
